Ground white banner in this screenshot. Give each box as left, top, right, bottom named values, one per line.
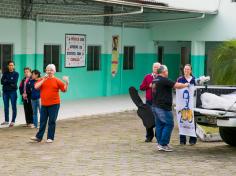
left=65, top=34, right=86, bottom=67
left=176, top=85, right=196, bottom=137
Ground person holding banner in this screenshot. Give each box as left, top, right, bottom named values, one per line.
left=176, top=64, right=197, bottom=145
left=140, top=62, right=160, bottom=142
left=152, top=65, right=189, bottom=152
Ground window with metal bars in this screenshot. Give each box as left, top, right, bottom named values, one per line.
left=87, top=46, right=101, bottom=71
left=44, top=45, right=61, bottom=72
left=123, top=46, right=135, bottom=70
left=0, top=44, right=13, bottom=73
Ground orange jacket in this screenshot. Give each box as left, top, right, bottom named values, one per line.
left=38, top=77, right=66, bottom=106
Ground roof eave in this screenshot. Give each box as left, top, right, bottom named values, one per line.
left=92, top=0, right=218, bottom=15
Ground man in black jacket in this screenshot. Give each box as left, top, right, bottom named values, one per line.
left=1, top=61, right=19, bottom=127
left=152, top=65, right=189, bottom=152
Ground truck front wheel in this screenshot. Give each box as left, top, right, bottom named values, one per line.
left=219, top=127, right=236, bottom=146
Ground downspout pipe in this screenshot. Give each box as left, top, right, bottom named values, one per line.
left=34, top=14, right=38, bottom=70
left=119, top=23, right=125, bottom=94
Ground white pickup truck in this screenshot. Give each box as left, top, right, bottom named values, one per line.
left=194, top=85, right=236, bottom=146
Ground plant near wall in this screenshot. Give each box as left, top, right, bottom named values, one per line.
left=210, top=40, right=236, bottom=85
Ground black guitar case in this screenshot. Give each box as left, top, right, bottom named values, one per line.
left=129, top=87, right=155, bottom=129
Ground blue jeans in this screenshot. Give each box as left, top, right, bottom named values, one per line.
left=36, top=104, right=60, bottom=140
left=31, top=99, right=41, bottom=128
left=3, top=91, right=17, bottom=123
left=152, top=106, right=174, bottom=146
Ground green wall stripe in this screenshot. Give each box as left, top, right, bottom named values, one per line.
left=163, top=54, right=180, bottom=81
left=191, top=55, right=205, bottom=78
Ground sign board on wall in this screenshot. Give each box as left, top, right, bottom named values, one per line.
left=65, top=34, right=86, bottom=67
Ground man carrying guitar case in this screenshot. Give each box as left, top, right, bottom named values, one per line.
left=129, top=87, right=155, bottom=141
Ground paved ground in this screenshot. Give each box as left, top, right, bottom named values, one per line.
left=0, top=111, right=236, bottom=176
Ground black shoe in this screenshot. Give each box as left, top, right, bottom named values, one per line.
left=180, top=142, right=186, bottom=145
left=189, top=143, right=196, bottom=146
left=30, top=136, right=41, bottom=142
left=145, top=138, right=152, bottom=143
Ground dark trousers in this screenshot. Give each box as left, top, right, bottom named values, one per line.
left=180, top=135, right=197, bottom=144
left=146, top=100, right=155, bottom=140
left=3, top=91, right=17, bottom=122
left=23, top=98, right=33, bottom=124
left=146, top=126, right=155, bottom=140
left=36, top=104, right=60, bottom=140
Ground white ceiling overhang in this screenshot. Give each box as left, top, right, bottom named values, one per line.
left=92, top=0, right=218, bottom=14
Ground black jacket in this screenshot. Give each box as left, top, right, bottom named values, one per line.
left=1, top=71, right=19, bottom=92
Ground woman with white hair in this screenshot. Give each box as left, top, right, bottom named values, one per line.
left=30, top=64, right=69, bottom=143
left=140, top=62, right=160, bottom=142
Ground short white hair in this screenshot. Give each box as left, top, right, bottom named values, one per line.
left=153, top=62, right=161, bottom=68
left=46, top=64, right=56, bottom=72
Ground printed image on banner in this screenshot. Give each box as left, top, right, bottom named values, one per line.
left=65, top=34, right=86, bottom=67
left=176, top=85, right=196, bottom=137
left=111, top=35, right=119, bottom=77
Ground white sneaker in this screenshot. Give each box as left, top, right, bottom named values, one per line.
left=9, top=122, right=15, bottom=127
left=46, top=139, right=53, bottom=143
left=157, top=144, right=165, bottom=151
left=157, top=143, right=172, bottom=148
left=1, top=122, right=9, bottom=126
left=157, top=145, right=173, bottom=152
left=163, top=145, right=173, bottom=152
left=29, top=124, right=35, bottom=128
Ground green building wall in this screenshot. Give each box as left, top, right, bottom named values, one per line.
left=3, top=9, right=233, bottom=104
left=0, top=18, right=157, bottom=104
